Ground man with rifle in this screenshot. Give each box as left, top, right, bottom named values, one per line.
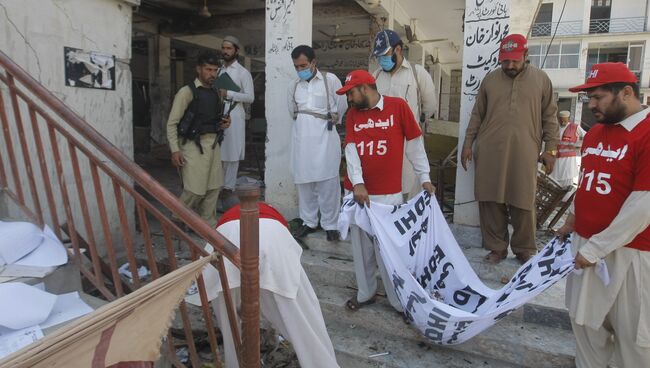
left=166, top=51, right=230, bottom=227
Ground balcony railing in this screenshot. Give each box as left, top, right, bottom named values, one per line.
left=532, top=20, right=582, bottom=37
left=589, top=17, right=646, bottom=34
left=532, top=17, right=647, bottom=37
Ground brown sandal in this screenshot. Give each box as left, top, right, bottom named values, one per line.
left=485, top=250, right=507, bottom=264
left=345, top=296, right=376, bottom=311
left=515, top=252, right=533, bottom=265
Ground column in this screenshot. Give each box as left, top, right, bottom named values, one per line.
left=264, top=0, right=313, bottom=217
left=454, top=0, right=511, bottom=226
left=149, top=35, right=172, bottom=144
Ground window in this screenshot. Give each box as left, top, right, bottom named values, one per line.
left=529, top=42, right=580, bottom=69
left=591, top=0, right=611, bottom=6
left=532, top=3, right=554, bottom=37
left=590, top=0, right=612, bottom=33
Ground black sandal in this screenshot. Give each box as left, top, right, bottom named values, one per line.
left=345, top=296, right=376, bottom=311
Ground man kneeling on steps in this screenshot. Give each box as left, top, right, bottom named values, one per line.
left=185, top=202, right=339, bottom=368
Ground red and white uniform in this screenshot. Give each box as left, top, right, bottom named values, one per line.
left=567, top=108, right=650, bottom=368
left=344, top=95, right=426, bottom=194
left=550, top=122, right=585, bottom=188
left=575, top=112, right=650, bottom=251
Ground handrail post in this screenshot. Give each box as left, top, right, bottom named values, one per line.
left=237, top=183, right=260, bottom=368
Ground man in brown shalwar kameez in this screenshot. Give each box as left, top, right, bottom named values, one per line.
left=461, top=34, right=559, bottom=264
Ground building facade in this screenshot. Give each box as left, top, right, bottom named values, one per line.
left=530, top=0, right=650, bottom=127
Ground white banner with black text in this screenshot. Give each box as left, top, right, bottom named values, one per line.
left=338, top=191, right=575, bottom=345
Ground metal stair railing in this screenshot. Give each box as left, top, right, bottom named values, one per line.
left=0, top=50, right=260, bottom=368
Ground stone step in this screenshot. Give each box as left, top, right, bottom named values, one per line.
left=316, top=284, right=576, bottom=368
left=3, top=262, right=83, bottom=295
left=302, top=248, right=570, bottom=330
left=328, top=319, right=520, bottom=368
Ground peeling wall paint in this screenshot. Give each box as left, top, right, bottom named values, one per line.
left=0, top=0, right=137, bottom=252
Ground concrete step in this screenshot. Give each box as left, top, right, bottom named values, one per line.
left=302, top=247, right=571, bottom=330
left=316, top=284, right=576, bottom=368
left=3, top=262, right=83, bottom=295
left=329, top=319, right=520, bottom=368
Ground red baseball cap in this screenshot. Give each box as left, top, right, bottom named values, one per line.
left=569, top=62, right=638, bottom=92
left=498, top=34, right=527, bottom=61
left=336, top=70, right=376, bottom=95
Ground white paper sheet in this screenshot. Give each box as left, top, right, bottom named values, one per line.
left=0, top=325, right=44, bottom=359
left=0, top=221, right=43, bottom=264
left=0, top=283, right=57, bottom=330
left=40, top=292, right=94, bottom=329
left=14, top=225, right=67, bottom=267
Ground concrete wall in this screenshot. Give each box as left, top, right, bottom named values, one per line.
left=511, top=0, right=544, bottom=35
left=611, top=0, right=648, bottom=19
left=0, top=0, right=137, bottom=251
left=263, top=0, right=313, bottom=218
left=542, top=0, right=648, bottom=23
left=548, top=0, right=585, bottom=23
left=448, top=69, right=462, bottom=122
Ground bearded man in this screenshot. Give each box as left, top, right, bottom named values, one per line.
left=557, top=62, right=650, bottom=368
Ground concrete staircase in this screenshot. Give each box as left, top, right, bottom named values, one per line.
left=300, top=224, right=576, bottom=368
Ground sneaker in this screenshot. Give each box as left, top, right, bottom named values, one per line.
left=293, top=224, right=317, bottom=239
left=326, top=230, right=340, bottom=242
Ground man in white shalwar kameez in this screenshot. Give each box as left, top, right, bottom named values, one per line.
left=288, top=45, right=348, bottom=241
left=549, top=110, right=585, bottom=189
left=557, top=63, right=650, bottom=368
left=185, top=203, right=339, bottom=368
left=218, top=36, right=255, bottom=201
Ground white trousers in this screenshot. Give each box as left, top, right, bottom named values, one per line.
left=212, top=269, right=339, bottom=368
left=222, top=161, right=239, bottom=191
left=350, top=225, right=403, bottom=312
left=296, top=176, right=341, bottom=231
left=572, top=265, right=650, bottom=368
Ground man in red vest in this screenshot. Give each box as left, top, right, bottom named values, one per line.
left=336, top=70, right=434, bottom=312
left=549, top=110, right=585, bottom=188
left=557, top=62, right=650, bottom=367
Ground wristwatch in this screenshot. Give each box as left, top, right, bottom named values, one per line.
left=546, top=149, right=557, bottom=156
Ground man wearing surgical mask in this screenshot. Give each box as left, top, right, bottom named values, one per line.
left=372, top=30, right=438, bottom=200
left=288, top=45, right=348, bottom=241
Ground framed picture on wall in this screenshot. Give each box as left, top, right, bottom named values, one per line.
left=64, top=47, right=116, bottom=90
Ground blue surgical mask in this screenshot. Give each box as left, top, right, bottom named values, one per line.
left=378, top=55, right=395, bottom=71
left=297, top=68, right=313, bottom=81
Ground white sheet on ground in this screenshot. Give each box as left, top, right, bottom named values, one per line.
left=0, top=221, right=43, bottom=265
left=0, top=283, right=57, bottom=330
left=0, top=326, right=44, bottom=359
left=39, top=292, right=93, bottom=329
